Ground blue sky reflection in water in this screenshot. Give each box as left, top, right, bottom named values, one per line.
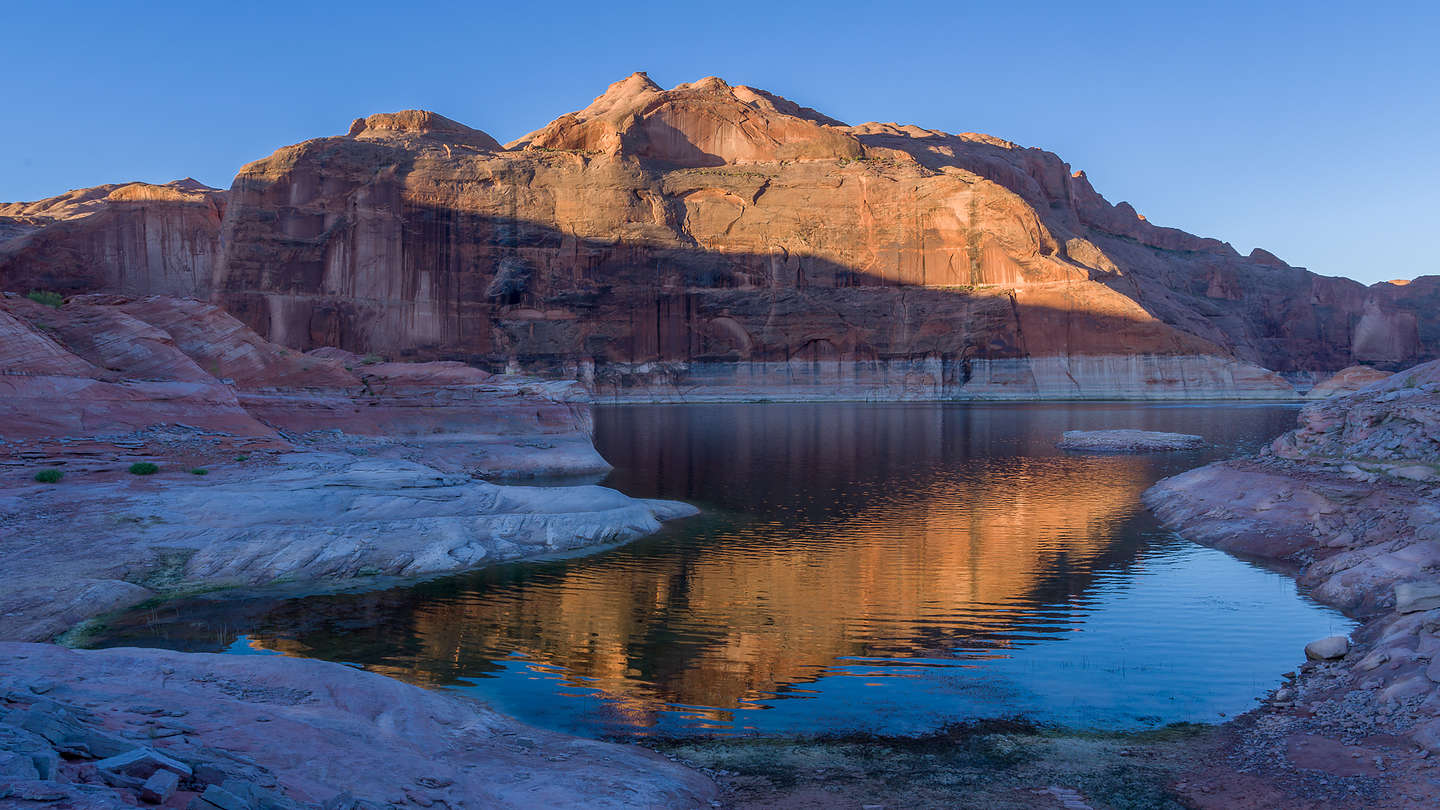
left=89, top=403, right=1351, bottom=738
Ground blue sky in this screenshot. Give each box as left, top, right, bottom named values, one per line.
left=5, top=1, right=1434, bottom=284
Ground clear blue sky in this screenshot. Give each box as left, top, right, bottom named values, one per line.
left=5, top=1, right=1435, bottom=284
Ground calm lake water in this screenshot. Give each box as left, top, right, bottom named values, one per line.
left=90, top=403, right=1351, bottom=737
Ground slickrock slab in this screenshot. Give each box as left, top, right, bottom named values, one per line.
left=0, top=293, right=696, bottom=641
left=0, top=452, right=695, bottom=642
left=1057, top=429, right=1204, bottom=452
left=0, top=643, right=716, bottom=808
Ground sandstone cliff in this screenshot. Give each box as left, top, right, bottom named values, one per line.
left=0, top=179, right=223, bottom=298
left=5, top=74, right=1436, bottom=398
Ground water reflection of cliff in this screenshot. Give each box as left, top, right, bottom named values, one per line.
left=244, top=405, right=1194, bottom=728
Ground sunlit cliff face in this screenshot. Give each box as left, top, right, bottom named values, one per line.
left=247, top=444, right=1152, bottom=729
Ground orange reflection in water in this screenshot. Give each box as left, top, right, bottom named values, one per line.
left=252, top=452, right=1151, bottom=728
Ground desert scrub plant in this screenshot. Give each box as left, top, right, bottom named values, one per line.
left=26, top=290, right=63, bottom=308
left=128, top=462, right=159, bottom=476
left=33, top=468, right=64, bottom=483
left=189, top=468, right=208, bottom=476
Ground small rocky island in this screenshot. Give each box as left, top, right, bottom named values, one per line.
left=1057, top=429, right=1206, bottom=452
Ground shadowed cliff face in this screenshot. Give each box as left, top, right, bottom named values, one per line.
left=208, top=74, right=1434, bottom=390
left=0, top=179, right=224, bottom=298
left=3, top=75, right=1436, bottom=395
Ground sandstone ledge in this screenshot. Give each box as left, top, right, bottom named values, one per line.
left=0, top=448, right=695, bottom=644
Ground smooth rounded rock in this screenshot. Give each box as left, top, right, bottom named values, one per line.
left=1304, top=635, right=1350, bottom=660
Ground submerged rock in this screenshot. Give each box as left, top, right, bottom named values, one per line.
left=1056, top=429, right=1204, bottom=452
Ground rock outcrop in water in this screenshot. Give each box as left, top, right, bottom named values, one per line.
left=1144, top=360, right=1440, bottom=804
left=4, top=74, right=1437, bottom=399
left=1057, top=429, right=1205, bottom=452
left=0, top=293, right=694, bottom=641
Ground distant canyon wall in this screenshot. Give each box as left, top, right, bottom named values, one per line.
left=0, top=179, right=223, bottom=298
left=2, top=75, right=1435, bottom=399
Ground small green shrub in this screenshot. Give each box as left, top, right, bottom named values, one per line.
left=33, top=468, right=64, bottom=484
left=128, top=462, right=159, bottom=476
left=26, top=290, right=64, bottom=308
left=360, top=354, right=385, bottom=365
left=189, top=468, right=208, bottom=476
left=235, top=454, right=249, bottom=462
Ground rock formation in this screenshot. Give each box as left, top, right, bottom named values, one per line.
left=0, top=293, right=695, bottom=641
left=0, top=179, right=223, bottom=298
left=0, top=292, right=606, bottom=477
left=1305, top=364, right=1394, bottom=399
left=1056, top=429, right=1205, bottom=452
left=5, top=73, right=1435, bottom=399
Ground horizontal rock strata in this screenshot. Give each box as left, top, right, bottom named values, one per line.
left=0, top=292, right=609, bottom=477
left=0, top=293, right=696, bottom=641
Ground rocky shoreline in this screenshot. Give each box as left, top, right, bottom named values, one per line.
left=1143, top=359, right=1440, bottom=808
left=0, top=294, right=699, bottom=645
